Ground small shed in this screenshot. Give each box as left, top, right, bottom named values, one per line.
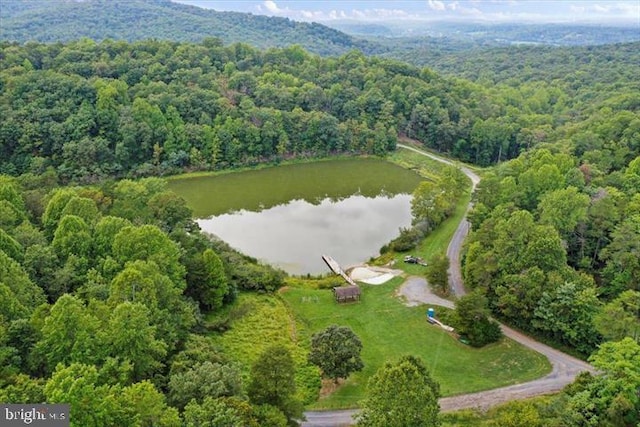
left=333, top=285, right=361, bottom=303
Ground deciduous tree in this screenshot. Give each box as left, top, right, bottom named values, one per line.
left=105, top=302, right=166, bottom=381
left=595, top=290, right=640, bottom=342
left=308, top=325, right=364, bottom=383
left=425, top=253, right=450, bottom=295
left=357, top=355, right=440, bottom=427
left=533, top=281, right=602, bottom=354
left=35, top=294, right=103, bottom=372
left=168, top=361, right=242, bottom=409
left=454, top=291, right=502, bottom=347
left=247, top=345, right=302, bottom=424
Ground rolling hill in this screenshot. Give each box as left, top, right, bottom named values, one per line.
left=0, top=0, right=384, bottom=56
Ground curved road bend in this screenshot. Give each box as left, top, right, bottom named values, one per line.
left=302, top=144, right=593, bottom=426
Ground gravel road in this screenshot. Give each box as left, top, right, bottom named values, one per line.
left=302, top=144, right=593, bottom=426
left=398, top=276, right=595, bottom=413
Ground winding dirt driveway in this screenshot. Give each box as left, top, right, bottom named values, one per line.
left=302, top=144, right=593, bottom=426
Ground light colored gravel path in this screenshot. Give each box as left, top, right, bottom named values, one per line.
left=397, top=276, right=454, bottom=309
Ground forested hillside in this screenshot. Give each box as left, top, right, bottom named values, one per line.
left=4, top=38, right=638, bottom=184
left=1, top=28, right=639, bottom=424
left=0, top=0, right=379, bottom=56
left=415, top=41, right=640, bottom=84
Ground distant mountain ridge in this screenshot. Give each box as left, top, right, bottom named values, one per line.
left=0, top=0, right=383, bottom=56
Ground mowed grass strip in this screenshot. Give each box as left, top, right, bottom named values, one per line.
left=281, top=278, right=551, bottom=410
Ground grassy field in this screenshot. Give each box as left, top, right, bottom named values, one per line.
left=207, top=292, right=322, bottom=405
left=280, top=279, right=551, bottom=409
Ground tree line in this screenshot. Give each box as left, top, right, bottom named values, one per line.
left=6, top=38, right=636, bottom=185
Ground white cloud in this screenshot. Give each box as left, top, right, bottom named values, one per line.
left=176, top=1, right=640, bottom=24
left=372, top=8, right=411, bottom=19
left=460, top=7, right=483, bottom=16
left=593, top=4, right=611, bottom=13
left=428, top=0, right=446, bottom=11
left=351, top=9, right=367, bottom=19
left=263, top=1, right=281, bottom=14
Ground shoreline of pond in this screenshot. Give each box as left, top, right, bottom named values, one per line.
left=166, top=153, right=374, bottom=182
left=168, top=154, right=427, bottom=275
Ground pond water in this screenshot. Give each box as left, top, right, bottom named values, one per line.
left=168, top=158, right=423, bottom=275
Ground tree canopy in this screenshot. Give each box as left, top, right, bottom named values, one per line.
left=357, top=355, right=441, bottom=427
left=308, top=325, right=364, bottom=384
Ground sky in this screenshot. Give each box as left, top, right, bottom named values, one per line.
left=174, top=1, right=640, bottom=25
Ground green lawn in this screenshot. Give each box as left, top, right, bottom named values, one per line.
left=281, top=279, right=551, bottom=409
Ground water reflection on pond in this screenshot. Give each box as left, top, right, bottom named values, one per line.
left=169, top=158, right=423, bottom=275
left=198, top=194, right=413, bottom=275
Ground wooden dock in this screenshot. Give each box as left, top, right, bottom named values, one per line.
left=322, top=255, right=358, bottom=287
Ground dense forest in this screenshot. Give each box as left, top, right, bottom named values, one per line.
left=0, top=0, right=380, bottom=56
left=4, top=38, right=638, bottom=184
left=1, top=13, right=639, bottom=425
left=4, top=0, right=639, bottom=62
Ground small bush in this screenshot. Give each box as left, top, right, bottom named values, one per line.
left=389, top=227, right=423, bottom=252
left=464, top=318, right=503, bottom=348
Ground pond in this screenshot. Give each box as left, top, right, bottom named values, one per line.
left=168, top=158, right=423, bottom=275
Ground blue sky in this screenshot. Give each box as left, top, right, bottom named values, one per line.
left=174, top=1, right=640, bottom=24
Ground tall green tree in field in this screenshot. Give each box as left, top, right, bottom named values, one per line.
left=308, top=325, right=364, bottom=384
left=411, top=181, right=451, bottom=231
left=357, top=355, right=440, bottom=427
left=454, top=291, right=502, bottom=347
left=425, top=253, right=450, bottom=295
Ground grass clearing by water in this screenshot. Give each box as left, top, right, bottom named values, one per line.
left=281, top=279, right=551, bottom=410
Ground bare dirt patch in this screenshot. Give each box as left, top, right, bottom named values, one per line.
left=319, top=378, right=346, bottom=399
left=348, top=265, right=403, bottom=285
